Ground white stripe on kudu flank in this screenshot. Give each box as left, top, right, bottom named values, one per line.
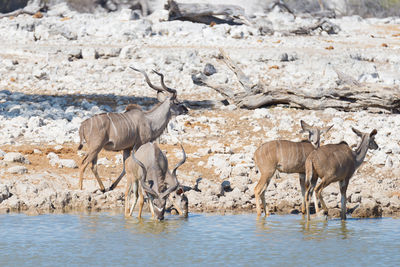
left=89, top=116, right=93, bottom=137
left=107, top=113, right=118, bottom=136
left=333, top=150, right=343, bottom=168
left=121, top=113, right=132, bottom=134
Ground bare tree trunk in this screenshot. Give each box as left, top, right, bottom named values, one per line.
left=165, top=0, right=249, bottom=25
left=195, top=49, right=400, bottom=113
left=0, top=0, right=43, bottom=18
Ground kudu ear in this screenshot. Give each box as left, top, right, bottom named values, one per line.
left=352, top=127, right=363, bottom=137
left=370, top=129, right=377, bottom=137
left=300, top=120, right=312, bottom=132
left=321, top=124, right=333, bottom=134
left=176, top=187, right=184, bottom=195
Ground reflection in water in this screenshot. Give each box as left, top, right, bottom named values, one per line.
left=123, top=216, right=188, bottom=235
left=300, top=218, right=350, bottom=240
left=0, top=213, right=399, bottom=266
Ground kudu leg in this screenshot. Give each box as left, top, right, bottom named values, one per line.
left=339, top=179, right=349, bottom=220
left=124, top=180, right=132, bottom=216
left=79, top=149, right=103, bottom=191
left=305, top=187, right=313, bottom=221
left=254, top=170, right=274, bottom=217
left=305, top=177, right=318, bottom=221
left=148, top=199, right=155, bottom=219
left=314, top=181, right=329, bottom=215
left=137, top=189, right=145, bottom=219
left=79, top=159, right=89, bottom=190
left=129, top=182, right=139, bottom=216
left=260, top=188, right=268, bottom=216
left=109, top=148, right=132, bottom=191
left=299, top=174, right=306, bottom=214
left=91, top=156, right=106, bottom=192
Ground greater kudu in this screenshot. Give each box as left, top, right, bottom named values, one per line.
left=305, top=128, right=378, bottom=221
left=125, top=142, right=187, bottom=220
left=253, top=120, right=332, bottom=217
left=78, top=67, right=188, bottom=192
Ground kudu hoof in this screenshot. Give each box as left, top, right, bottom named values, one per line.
left=92, top=188, right=106, bottom=194
left=108, top=186, right=115, bottom=192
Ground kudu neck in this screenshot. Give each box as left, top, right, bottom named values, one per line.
left=146, top=100, right=172, bottom=141
left=311, top=139, right=320, bottom=149
left=353, top=134, right=370, bottom=169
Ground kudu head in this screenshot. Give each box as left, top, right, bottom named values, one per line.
left=300, top=120, right=333, bottom=148
left=132, top=145, right=187, bottom=221
left=170, top=186, right=189, bottom=218
left=130, top=67, right=188, bottom=116
left=352, top=128, right=378, bottom=150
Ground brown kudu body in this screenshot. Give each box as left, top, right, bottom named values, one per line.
left=305, top=128, right=378, bottom=221
left=254, top=121, right=332, bottom=217
left=78, top=67, right=187, bottom=192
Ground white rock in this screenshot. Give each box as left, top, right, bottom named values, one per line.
left=82, top=47, right=98, bottom=60
left=185, top=190, right=203, bottom=206
left=226, top=187, right=242, bottom=200
left=120, top=8, right=136, bottom=20
left=3, top=152, right=30, bottom=164
left=252, top=108, right=271, bottom=119
left=7, top=166, right=28, bottom=174
left=33, top=149, right=42, bottom=154
left=57, top=159, right=78, bottom=169
left=47, top=152, right=59, bottom=160
left=197, top=178, right=220, bottom=196
left=229, top=176, right=251, bottom=192
left=197, top=147, right=211, bottom=156
left=97, top=157, right=112, bottom=166
left=115, top=154, right=123, bottom=164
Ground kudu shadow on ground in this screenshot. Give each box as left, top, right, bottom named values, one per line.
left=0, top=89, right=218, bottom=120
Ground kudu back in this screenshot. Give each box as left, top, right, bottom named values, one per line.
left=77, top=67, right=187, bottom=192
left=253, top=120, right=332, bottom=217
left=125, top=142, right=187, bottom=220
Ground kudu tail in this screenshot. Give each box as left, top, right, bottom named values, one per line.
left=305, top=157, right=313, bottom=190
left=77, top=125, right=85, bottom=151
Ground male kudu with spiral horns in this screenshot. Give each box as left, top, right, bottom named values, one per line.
left=77, top=67, right=188, bottom=192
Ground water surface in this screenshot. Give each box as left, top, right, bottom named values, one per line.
left=0, top=213, right=399, bottom=266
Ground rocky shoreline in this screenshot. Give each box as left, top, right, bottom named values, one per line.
left=1, top=2, right=400, bottom=218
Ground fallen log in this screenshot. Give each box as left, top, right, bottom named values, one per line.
left=0, top=8, right=36, bottom=18
left=194, top=49, right=400, bottom=113
left=165, top=0, right=249, bottom=25
left=0, top=0, right=43, bottom=18
left=290, top=18, right=340, bottom=35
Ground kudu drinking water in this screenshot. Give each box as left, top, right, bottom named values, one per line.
left=167, top=186, right=188, bottom=217
left=253, top=120, right=332, bottom=217
left=305, top=128, right=378, bottom=221
left=77, top=67, right=188, bottom=192
left=125, top=142, right=187, bottom=220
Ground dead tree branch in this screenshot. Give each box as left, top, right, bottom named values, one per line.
left=165, top=0, right=249, bottom=25
left=194, top=50, right=400, bottom=113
